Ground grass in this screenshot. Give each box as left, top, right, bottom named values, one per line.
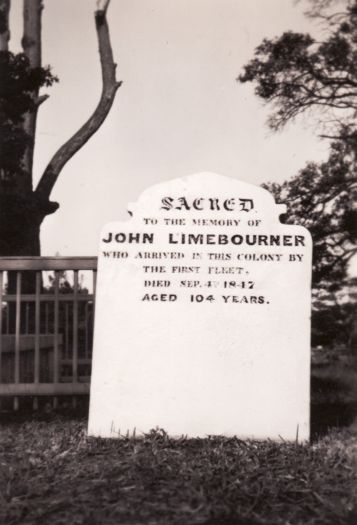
left=0, top=419, right=356, bottom=525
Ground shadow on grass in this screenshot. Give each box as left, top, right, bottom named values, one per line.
left=0, top=395, right=89, bottom=423
left=311, top=373, right=357, bottom=441
left=311, top=401, right=356, bottom=440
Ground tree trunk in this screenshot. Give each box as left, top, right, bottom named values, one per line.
left=0, top=193, right=42, bottom=259
left=0, top=191, right=44, bottom=334
left=0, top=0, right=10, bottom=51
left=21, top=0, right=43, bottom=192
left=0, top=190, right=42, bottom=319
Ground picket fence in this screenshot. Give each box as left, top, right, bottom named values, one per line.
left=0, top=257, right=97, bottom=410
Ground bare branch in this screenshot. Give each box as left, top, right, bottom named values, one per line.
left=96, top=0, right=110, bottom=11
left=34, top=94, right=49, bottom=107
left=21, top=0, right=43, bottom=192
left=35, top=0, right=121, bottom=202
left=329, top=247, right=357, bottom=269
left=22, top=0, right=42, bottom=66
left=319, top=133, right=351, bottom=139
left=0, top=0, right=10, bottom=52
left=302, top=0, right=350, bottom=21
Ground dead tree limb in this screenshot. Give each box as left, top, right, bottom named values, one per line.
left=0, top=0, right=10, bottom=51
left=22, top=0, right=43, bottom=192
left=35, top=0, right=121, bottom=203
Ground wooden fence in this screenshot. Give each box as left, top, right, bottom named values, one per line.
left=0, top=257, right=97, bottom=410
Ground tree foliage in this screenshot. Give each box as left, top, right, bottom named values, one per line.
left=263, top=138, right=357, bottom=350
left=239, top=1, right=357, bottom=134
left=0, top=50, right=57, bottom=184
left=264, top=140, right=356, bottom=298
left=240, top=0, right=357, bottom=349
left=240, top=0, right=357, bottom=296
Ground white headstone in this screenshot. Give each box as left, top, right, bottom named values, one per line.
left=88, top=173, right=312, bottom=441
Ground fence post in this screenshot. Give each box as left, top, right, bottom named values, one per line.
left=14, top=272, right=21, bottom=410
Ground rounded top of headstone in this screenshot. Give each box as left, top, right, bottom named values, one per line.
left=127, top=172, right=286, bottom=222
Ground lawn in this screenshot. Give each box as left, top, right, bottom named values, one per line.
left=0, top=418, right=356, bottom=525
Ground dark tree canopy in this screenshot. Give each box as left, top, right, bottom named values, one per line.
left=240, top=0, right=357, bottom=350
left=240, top=0, right=357, bottom=297
left=239, top=1, right=357, bottom=134
left=263, top=139, right=357, bottom=349
left=263, top=139, right=356, bottom=299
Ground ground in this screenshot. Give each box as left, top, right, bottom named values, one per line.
left=0, top=418, right=356, bottom=525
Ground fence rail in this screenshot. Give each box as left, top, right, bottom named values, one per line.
left=0, top=257, right=97, bottom=410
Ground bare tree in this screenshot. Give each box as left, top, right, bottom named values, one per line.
left=0, top=0, right=121, bottom=258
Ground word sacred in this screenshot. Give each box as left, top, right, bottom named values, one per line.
left=160, top=196, right=254, bottom=212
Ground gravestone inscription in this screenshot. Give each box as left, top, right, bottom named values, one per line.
left=88, top=173, right=312, bottom=441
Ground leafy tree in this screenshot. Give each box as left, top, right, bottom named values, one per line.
left=0, top=0, right=121, bottom=259
left=263, top=143, right=357, bottom=348
left=239, top=0, right=357, bottom=350
left=239, top=0, right=357, bottom=137
left=263, top=139, right=357, bottom=301
left=239, top=0, right=357, bottom=289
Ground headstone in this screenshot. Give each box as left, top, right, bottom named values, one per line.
left=88, top=173, right=312, bottom=441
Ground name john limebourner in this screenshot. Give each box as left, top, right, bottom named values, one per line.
left=102, top=232, right=306, bottom=246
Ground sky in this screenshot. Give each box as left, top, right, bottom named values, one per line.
left=9, top=0, right=330, bottom=256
